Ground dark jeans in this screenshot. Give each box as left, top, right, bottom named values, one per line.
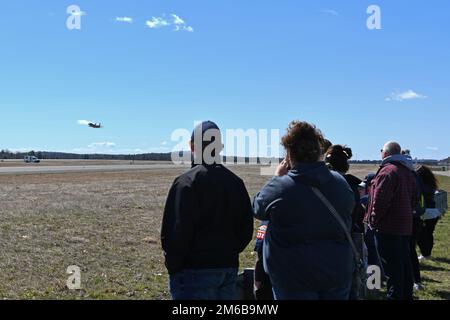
left=254, top=257, right=273, bottom=300
left=365, top=228, right=383, bottom=269
left=376, top=233, right=413, bottom=300
left=410, top=218, right=422, bottom=284
left=169, top=268, right=238, bottom=300
left=417, top=218, right=439, bottom=257
left=272, top=282, right=352, bottom=300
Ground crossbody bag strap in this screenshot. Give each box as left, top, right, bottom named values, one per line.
left=310, top=186, right=361, bottom=264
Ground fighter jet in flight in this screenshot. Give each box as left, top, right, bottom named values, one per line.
left=88, top=122, right=102, bottom=129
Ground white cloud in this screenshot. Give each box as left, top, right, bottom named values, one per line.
left=145, top=14, right=194, bottom=32
left=426, top=146, right=439, bottom=151
left=171, top=14, right=194, bottom=32
left=71, top=142, right=116, bottom=154
left=172, top=14, right=185, bottom=25
left=321, top=9, right=339, bottom=16
left=385, top=90, right=427, bottom=102
left=161, top=141, right=168, bottom=146
left=88, top=142, right=116, bottom=149
left=77, top=120, right=91, bottom=126
left=72, top=146, right=169, bottom=154
left=146, top=16, right=169, bottom=29
left=116, top=16, right=133, bottom=23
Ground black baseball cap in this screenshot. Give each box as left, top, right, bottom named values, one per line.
left=191, top=121, right=220, bottom=142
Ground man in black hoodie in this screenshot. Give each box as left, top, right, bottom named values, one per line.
left=161, top=121, right=254, bottom=300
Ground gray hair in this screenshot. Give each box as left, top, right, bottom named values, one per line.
left=383, top=141, right=401, bottom=156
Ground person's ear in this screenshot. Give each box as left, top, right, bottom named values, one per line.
left=286, top=151, right=293, bottom=167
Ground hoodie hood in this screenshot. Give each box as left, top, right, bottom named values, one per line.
left=381, top=154, right=415, bottom=171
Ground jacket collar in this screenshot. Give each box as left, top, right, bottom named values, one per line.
left=288, top=161, right=334, bottom=187
left=381, top=154, right=415, bottom=171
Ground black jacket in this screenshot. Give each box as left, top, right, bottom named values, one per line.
left=343, top=174, right=365, bottom=233
left=161, top=164, right=254, bottom=274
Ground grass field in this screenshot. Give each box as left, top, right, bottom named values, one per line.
left=412, top=175, right=450, bottom=300
left=0, top=164, right=448, bottom=300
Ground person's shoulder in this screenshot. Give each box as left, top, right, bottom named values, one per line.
left=213, top=164, right=245, bottom=184
left=197, top=164, right=247, bottom=189
left=219, top=164, right=240, bottom=177
left=344, top=173, right=362, bottom=187
left=329, top=170, right=348, bottom=185
left=173, top=166, right=199, bottom=186
left=328, top=170, right=354, bottom=194
left=379, top=163, right=399, bottom=175
left=267, top=174, right=296, bottom=194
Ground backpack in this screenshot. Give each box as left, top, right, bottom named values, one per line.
left=413, top=172, right=426, bottom=218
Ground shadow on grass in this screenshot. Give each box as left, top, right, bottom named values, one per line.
left=432, top=257, right=450, bottom=265
left=422, top=276, right=442, bottom=284
left=435, top=290, right=450, bottom=300
left=420, top=264, right=448, bottom=272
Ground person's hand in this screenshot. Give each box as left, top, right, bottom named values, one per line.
left=275, top=158, right=290, bottom=176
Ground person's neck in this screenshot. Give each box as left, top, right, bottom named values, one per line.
left=292, top=161, right=322, bottom=168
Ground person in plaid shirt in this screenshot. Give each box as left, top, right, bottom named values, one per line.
left=364, top=141, right=418, bottom=300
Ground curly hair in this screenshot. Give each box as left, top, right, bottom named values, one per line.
left=281, top=121, right=324, bottom=163
left=322, top=139, right=333, bottom=155
left=325, top=145, right=353, bottom=173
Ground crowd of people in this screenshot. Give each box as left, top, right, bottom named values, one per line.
left=160, top=120, right=443, bottom=300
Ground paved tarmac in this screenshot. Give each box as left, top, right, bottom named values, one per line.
left=0, top=164, right=189, bottom=175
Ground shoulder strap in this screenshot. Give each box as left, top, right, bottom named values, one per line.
left=310, top=186, right=361, bottom=265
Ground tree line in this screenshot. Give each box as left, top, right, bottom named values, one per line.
left=0, top=149, right=447, bottom=165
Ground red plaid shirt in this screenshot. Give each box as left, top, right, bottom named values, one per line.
left=364, top=162, right=418, bottom=235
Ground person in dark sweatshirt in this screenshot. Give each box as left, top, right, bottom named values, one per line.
left=364, top=141, right=418, bottom=300
left=253, top=121, right=355, bottom=300
left=325, top=145, right=364, bottom=233
left=161, top=121, right=254, bottom=300
left=325, top=145, right=367, bottom=299
left=416, top=165, right=441, bottom=259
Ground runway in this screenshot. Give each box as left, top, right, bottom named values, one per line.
left=435, top=171, right=450, bottom=177
left=0, top=164, right=189, bottom=175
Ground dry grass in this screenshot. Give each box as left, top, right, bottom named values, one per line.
left=0, top=169, right=185, bottom=299
left=0, top=165, right=268, bottom=300
left=1, top=164, right=447, bottom=300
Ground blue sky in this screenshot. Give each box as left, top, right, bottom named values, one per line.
left=0, top=0, right=449, bottom=160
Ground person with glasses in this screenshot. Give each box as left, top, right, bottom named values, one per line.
left=364, top=141, right=418, bottom=300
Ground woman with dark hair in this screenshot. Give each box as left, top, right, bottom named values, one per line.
left=253, top=121, right=355, bottom=300
left=410, top=165, right=440, bottom=290
left=416, top=165, right=440, bottom=260
left=325, top=145, right=365, bottom=233
left=325, top=145, right=367, bottom=299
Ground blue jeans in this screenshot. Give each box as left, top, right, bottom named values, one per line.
left=272, top=282, right=352, bottom=300
left=169, top=268, right=238, bottom=300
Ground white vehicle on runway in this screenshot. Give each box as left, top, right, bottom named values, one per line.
left=24, top=156, right=40, bottom=163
